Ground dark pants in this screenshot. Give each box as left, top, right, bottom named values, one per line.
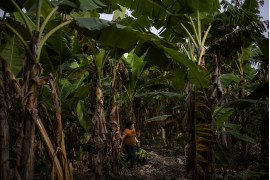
left=124, top=144, right=136, bottom=168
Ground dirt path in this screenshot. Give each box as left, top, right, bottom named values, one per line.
left=119, top=148, right=186, bottom=180
left=74, top=146, right=187, bottom=180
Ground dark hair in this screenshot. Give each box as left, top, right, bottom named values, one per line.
left=126, top=121, right=134, bottom=128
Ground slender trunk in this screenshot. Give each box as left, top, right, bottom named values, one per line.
left=0, top=58, right=10, bottom=180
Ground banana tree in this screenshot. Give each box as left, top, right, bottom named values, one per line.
left=0, top=58, right=11, bottom=180
left=122, top=51, right=147, bottom=122
left=0, top=0, right=80, bottom=179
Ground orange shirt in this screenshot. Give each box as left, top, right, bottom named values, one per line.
left=123, top=128, right=136, bottom=146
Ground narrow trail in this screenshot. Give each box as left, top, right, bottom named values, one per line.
left=119, top=146, right=186, bottom=180
left=74, top=145, right=187, bottom=180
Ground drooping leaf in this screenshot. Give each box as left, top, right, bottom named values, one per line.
left=71, top=11, right=100, bottom=18
left=218, top=123, right=240, bottom=130
left=9, top=12, right=35, bottom=33
left=115, top=0, right=167, bottom=20
left=145, top=115, right=172, bottom=123
left=242, top=46, right=252, bottom=61
left=40, top=18, right=72, bottom=73
left=76, top=100, right=92, bottom=131
left=24, top=0, right=53, bottom=18
left=136, top=91, right=185, bottom=102
left=219, top=74, right=242, bottom=89
left=0, top=33, right=24, bottom=76
left=115, top=0, right=220, bottom=20
left=189, top=0, right=220, bottom=17
left=137, top=75, right=168, bottom=92
left=163, top=47, right=209, bottom=88
left=52, top=0, right=106, bottom=13
left=5, top=17, right=31, bottom=41
left=78, top=0, right=106, bottom=11
left=250, top=46, right=263, bottom=58
left=74, top=17, right=138, bottom=55
left=118, top=16, right=152, bottom=32
left=123, top=50, right=147, bottom=98
left=224, top=130, right=255, bottom=144
left=75, top=16, right=173, bottom=61
left=243, top=63, right=258, bottom=80
left=213, top=107, right=233, bottom=126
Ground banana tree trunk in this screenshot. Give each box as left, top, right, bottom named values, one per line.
left=205, top=56, right=219, bottom=180
left=93, top=83, right=107, bottom=179
left=183, top=83, right=197, bottom=179
left=15, top=31, right=40, bottom=180
left=109, top=103, right=121, bottom=174
left=109, top=64, right=121, bottom=174
left=48, top=74, right=72, bottom=180
left=238, top=83, right=247, bottom=162
left=0, top=58, right=10, bottom=180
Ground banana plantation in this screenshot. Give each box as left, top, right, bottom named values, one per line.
left=0, top=0, right=268, bottom=179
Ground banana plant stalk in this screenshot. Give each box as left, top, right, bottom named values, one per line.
left=180, top=8, right=215, bottom=180
left=92, top=50, right=108, bottom=178
left=48, top=74, right=73, bottom=180
left=4, top=1, right=73, bottom=179
left=108, top=59, right=121, bottom=174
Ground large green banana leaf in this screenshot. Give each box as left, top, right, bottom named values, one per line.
left=24, top=0, right=53, bottom=18
left=5, top=17, right=31, bottom=41
left=52, top=0, right=106, bottom=13
left=0, top=33, right=24, bottom=76
left=115, top=0, right=220, bottom=20
left=76, top=100, right=92, bottom=131
left=162, top=47, right=209, bottom=88
left=74, top=16, right=175, bottom=66
left=123, top=50, right=146, bottom=99
left=40, top=18, right=73, bottom=74
left=74, top=17, right=142, bottom=55
left=219, top=74, right=242, bottom=89
left=115, top=0, right=167, bottom=19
